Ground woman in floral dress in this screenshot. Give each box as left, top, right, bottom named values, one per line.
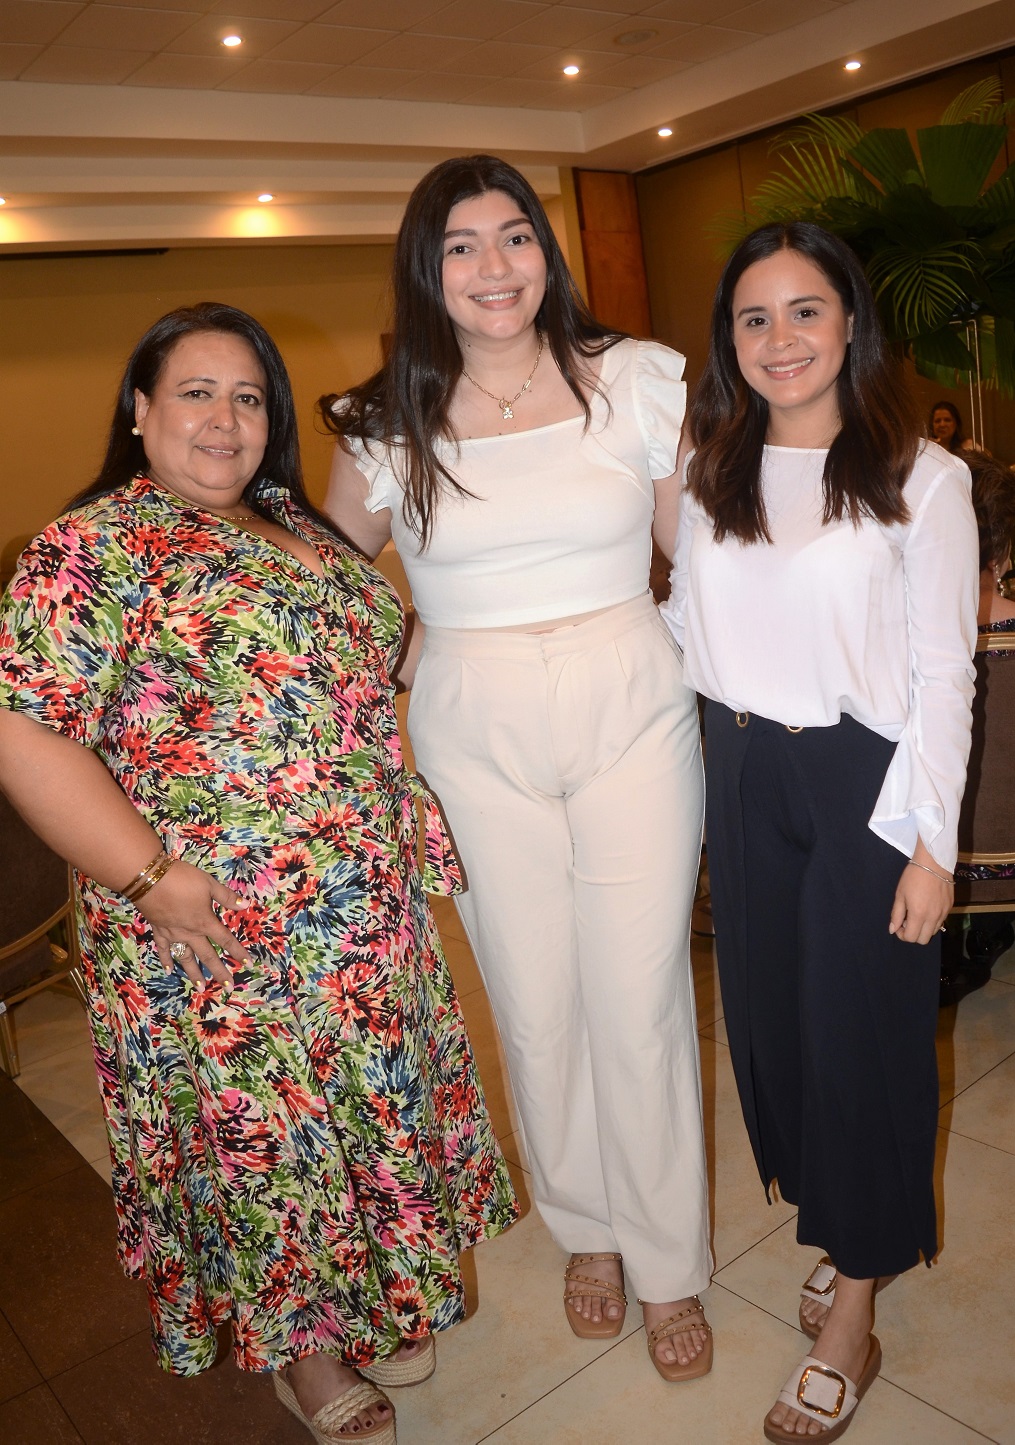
left=0, top=302, right=517, bottom=1444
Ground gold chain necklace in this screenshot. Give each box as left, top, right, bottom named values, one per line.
left=462, top=334, right=544, bottom=420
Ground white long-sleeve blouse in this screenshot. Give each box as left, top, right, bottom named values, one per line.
left=661, top=441, right=979, bottom=870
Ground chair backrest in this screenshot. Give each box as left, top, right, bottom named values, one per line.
left=0, top=792, right=71, bottom=954
left=955, top=635, right=1015, bottom=904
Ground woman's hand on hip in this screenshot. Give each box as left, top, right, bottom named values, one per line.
left=889, top=859, right=953, bottom=945
left=136, top=861, right=251, bottom=986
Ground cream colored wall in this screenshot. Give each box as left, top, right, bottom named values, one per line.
left=636, top=54, right=1015, bottom=464
left=0, top=242, right=394, bottom=574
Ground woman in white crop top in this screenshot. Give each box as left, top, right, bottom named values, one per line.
left=323, top=155, right=713, bottom=1383
left=663, top=222, right=977, bottom=1443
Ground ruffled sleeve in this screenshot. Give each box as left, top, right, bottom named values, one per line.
left=330, top=399, right=399, bottom=515
left=869, top=458, right=979, bottom=871
left=631, top=340, right=687, bottom=481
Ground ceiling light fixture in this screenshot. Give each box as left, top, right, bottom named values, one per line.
left=657, top=127, right=672, bottom=138
left=0, top=197, right=6, bottom=206
left=844, top=59, right=861, bottom=71
left=258, top=193, right=273, bottom=203
left=562, top=64, right=580, bottom=76
left=615, top=29, right=658, bottom=47
left=222, top=34, right=243, bottom=47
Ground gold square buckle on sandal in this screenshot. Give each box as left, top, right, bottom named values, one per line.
left=797, top=1363, right=846, bottom=1418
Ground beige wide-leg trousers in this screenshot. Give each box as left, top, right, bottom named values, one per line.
left=407, top=593, right=712, bottom=1300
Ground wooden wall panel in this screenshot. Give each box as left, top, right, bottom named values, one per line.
left=635, top=145, right=743, bottom=386
left=574, top=169, right=652, bottom=338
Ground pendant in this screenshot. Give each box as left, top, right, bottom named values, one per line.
left=500, top=402, right=513, bottom=420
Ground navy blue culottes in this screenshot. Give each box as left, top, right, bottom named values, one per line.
left=704, top=702, right=939, bottom=1278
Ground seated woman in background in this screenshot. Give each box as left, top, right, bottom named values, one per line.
left=942, top=449, right=1015, bottom=998
left=928, top=399, right=972, bottom=453
left=0, top=302, right=517, bottom=1445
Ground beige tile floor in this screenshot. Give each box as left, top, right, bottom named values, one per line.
left=10, top=915, right=1014, bottom=1444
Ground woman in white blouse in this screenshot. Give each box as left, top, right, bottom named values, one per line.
left=663, top=222, right=977, bottom=1442
left=323, top=155, right=712, bottom=1382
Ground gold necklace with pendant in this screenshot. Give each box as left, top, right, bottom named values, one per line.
left=462, top=334, right=544, bottom=420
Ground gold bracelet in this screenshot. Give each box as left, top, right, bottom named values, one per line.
left=905, top=858, right=954, bottom=886
left=127, top=854, right=177, bottom=903
left=122, top=850, right=176, bottom=902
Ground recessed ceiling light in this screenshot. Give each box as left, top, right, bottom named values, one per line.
left=222, top=33, right=243, bottom=47
left=615, top=28, right=658, bottom=47
left=657, top=127, right=673, bottom=138
left=844, top=59, right=861, bottom=70
left=258, top=193, right=274, bottom=203
left=562, top=64, right=580, bottom=76
left=0, top=197, right=6, bottom=206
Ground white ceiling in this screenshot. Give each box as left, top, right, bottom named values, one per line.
left=0, top=0, right=1012, bottom=252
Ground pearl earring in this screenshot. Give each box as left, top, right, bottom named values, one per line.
left=131, top=426, right=142, bottom=436
left=996, top=563, right=1006, bottom=596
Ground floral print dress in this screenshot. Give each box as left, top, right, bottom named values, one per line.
left=0, top=476, right=518, bottom=1377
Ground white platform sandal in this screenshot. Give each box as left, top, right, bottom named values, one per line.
left=764, top=1335, right=882, bottom=1443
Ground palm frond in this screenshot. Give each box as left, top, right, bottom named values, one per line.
left=849, top=128, right=922, bottom=191
left=867, top=242, right=980, bottom=336
left=917, top=123, right=1008, bottom=208
left=974, top=163, right=1015, bottom=227
left=752, top=146, right=847, bottom=211
left=770, top=116, right=880, bottom=203
left=772, top=114, right=865, bottom=158
left=940, top=78, right=1003, bottom=124
left=910, top=325, right=976, bottom=369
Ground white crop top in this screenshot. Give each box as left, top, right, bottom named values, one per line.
left=338, top=338, right=685, bottom=628
left=662, top=442, right=979, bottom=869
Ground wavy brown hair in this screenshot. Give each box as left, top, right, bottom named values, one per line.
left=687, top=222, right=920, bottom=545
left=320, top=154, right=621, bottom=546
left=966, top=448, right=1015, bottom=571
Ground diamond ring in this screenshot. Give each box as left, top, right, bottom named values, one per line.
left=169, top=941, right=189, bottom=961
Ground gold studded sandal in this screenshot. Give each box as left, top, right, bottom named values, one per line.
left=563, top=1251, right=627, bottom=1338
left=639, top=1295, right=713, bottom=1381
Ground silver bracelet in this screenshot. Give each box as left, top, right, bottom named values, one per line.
left=906, top=858, right=954, bottom=886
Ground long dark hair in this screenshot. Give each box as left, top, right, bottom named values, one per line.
left=70, top=302, right=334, bottom=535
left=321, top=154, right=621, bottom=545
left=687, top=222, right=919, bottom=545
left=928, top=399, right=965, bottom=453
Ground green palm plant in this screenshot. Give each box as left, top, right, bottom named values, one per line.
left=715, top=80, right=1015, bottom=394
